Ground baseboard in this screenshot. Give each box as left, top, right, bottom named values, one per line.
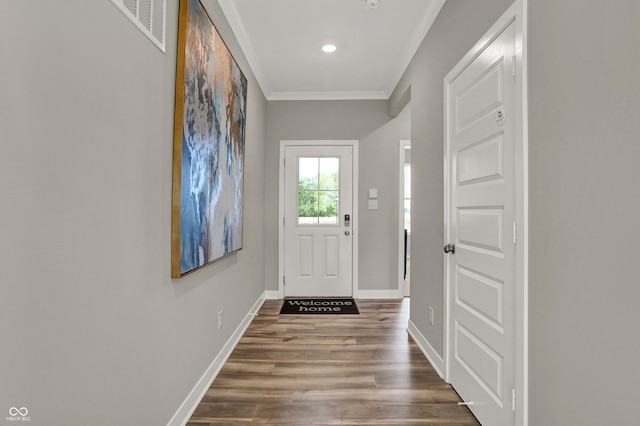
left=263, top=290, right=281, bottom=300
left=265, top=290, right=404, bottom=300
left=265, top=290, right=403, bottom=300
left=407, top=319, right=446, bottom=380
left=355, top=289, right=403, bottom=299
left=167, top=292, right=266, bottom=426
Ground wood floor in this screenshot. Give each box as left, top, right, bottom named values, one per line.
left=187, top=299, right=480, bottom=425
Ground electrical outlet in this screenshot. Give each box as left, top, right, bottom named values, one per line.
left=218, top=311, right=223, bottom=330
left=429, top=307, right=434, bottom=325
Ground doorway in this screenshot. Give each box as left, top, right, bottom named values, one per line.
left=279, top=141, right=358, bottom=298
left=443, top=1, right=527, bottom=425
left=398, top=140, right=411, bottom=297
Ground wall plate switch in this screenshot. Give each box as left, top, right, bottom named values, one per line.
left=368, top=188, right=378, bottom=198
left=368, top=199, right=378, bottom=210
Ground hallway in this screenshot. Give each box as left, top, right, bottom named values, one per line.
left=188, top=299, right=479, bottom=425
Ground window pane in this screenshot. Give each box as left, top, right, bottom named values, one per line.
left=297, top=157, right=340, bottom=225
left=404, top=199, right=411, bottom=231
left=299, top=157, right=318, bottom=190
left=404, top=164, right=411, bottom=197
left=319, top=191, right=339, bottom=224
left=319, top=157, right=339, bottom=190
left=298, top=190, right=318, bottom=224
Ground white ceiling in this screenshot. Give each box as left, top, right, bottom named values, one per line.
left=218, top=0, right=445, bottom=100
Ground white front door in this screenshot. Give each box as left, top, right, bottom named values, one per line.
left=445, top=22, right=517, bottom=426
left=283, top=145, right=353, bottom=297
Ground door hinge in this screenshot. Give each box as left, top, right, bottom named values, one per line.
left=283, top=216, right=285, bottom=226
left=511, top=388, right=516, bottom=412
left=283, top=276, right=286, bottom=286
left=512, top=55, right=516, bottom=78
left=512, top=221, right=517, bottom=245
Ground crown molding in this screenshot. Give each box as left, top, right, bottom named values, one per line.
left=268, top=91, right=389, bottom=101
left=217, top=0, right=272, bottom=100
left=218, top=0, right=445, bottom=102
left=385, top=0, right=446, bottom=95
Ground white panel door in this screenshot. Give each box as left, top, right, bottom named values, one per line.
left=284, top=145, right=353, bottom=297
left=446, top=22, right=516, bottom=426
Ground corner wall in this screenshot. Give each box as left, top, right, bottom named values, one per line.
left=0, top=1, right=267, bottom=424
left=264, top=101, right=410, bottom=295
left=391, top=0, right=640, bottom=424
left=389, top=0, right=513, bottom=358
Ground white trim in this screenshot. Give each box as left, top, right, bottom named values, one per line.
left=398, top=141, right=411, bottom=297
left=167, top=293, right=266, bottom=426
left=515, top=1, right=529, bottom=424
left=278, top=140, right=359, bottom=299
left=407, top=320, right=445, bottom=379
left=218, top=0, right=444, bottom=101
left=442, top=1, right=528, bottom=425
left=263, top=290, right=281, bottom=300
left=384, top=0, right=446, bottom=96
left=217, top=0, right=272, bottom=99
left=268, top=91, right=388, bottom=101
left=356, top=289, right=403, bottom=299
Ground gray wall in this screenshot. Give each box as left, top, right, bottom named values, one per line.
left=0, top=1, right=267, bottom=425
left=390, top=0, right=640, bottom=424
left=528, top=1, right=640, bottom=424
left=265, top=101, right=410, bottom=293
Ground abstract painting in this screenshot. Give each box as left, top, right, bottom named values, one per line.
left=172, top=0, right=247, bottom=278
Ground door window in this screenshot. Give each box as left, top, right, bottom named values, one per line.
left=298, top=157, right=339, bottom=225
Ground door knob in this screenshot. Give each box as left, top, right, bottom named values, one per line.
left=444, top=244, right=455, bottom=254
left=345, top=231, right=350, bottom=236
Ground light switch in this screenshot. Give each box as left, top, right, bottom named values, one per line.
left=368, top=199, right=379, bottom=210
left=368, top=188, right=378, bottom=198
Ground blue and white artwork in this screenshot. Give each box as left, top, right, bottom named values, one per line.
left=172, top=0, right=247, bottom=277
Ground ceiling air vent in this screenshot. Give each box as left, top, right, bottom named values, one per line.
left=111, top=0, right=166, bottom=52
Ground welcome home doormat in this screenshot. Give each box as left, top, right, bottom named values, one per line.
left=280, top=298, right=359, bottom=315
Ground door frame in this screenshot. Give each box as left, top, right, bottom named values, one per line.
left=398, top=140, right=411, bottom=296
left=443, top=1, right=528, bottom=425
left=278, top=140, right=359, bottom=299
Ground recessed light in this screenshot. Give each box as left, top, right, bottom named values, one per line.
left=322, top=44, right=337, bottom=53
left=364, top=0, right=379, bottom=10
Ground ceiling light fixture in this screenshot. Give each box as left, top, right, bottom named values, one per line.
left=363, top=0, right=379, bottom=10
left=322, top=44, right=337, bottom=53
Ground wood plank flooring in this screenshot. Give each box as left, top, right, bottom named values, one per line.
left=187, top=299, right=480, bottom=425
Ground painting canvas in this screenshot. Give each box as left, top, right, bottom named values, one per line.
left=172, top=0, right=247, bottom=278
